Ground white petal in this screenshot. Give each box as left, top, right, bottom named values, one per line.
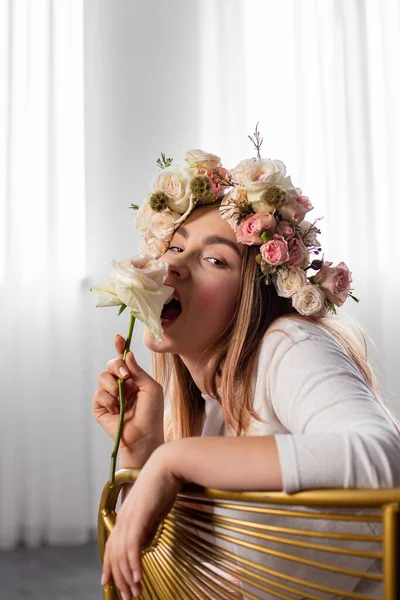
left=128, top=284, right=174, bottom=341
left=90, top=284, right=122, bottom=307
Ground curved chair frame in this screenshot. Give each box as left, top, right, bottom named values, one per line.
left=98, top=469, right=400, bottom=600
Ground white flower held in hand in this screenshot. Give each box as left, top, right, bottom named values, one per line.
left=90, top=255, right=173, bottom=342
left=90, top=255, right=173, bottom=486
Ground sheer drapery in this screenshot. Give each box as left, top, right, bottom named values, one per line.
left=0, top=0, right=89, bottom=549
left=1, top=0, right=399, bottom=551
left=198, top=0, right=400, bottom=408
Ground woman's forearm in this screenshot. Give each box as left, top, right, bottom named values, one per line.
left=119, top=436, right=163, bottom=470
left=119, top=439, right=163, bottom=502
left=164, top=436, right=283, bottom=491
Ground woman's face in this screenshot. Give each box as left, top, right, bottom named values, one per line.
left=144, top=206, right=243, bottom=359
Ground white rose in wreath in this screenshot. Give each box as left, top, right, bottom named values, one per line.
left=152, top=166, right=194, bottom=214
left=148, top=210, right=179, bottom=241
left=152, top=167, right=193, bottom=215
left=274, top=267, right=307, bottom=298
left=292, top=283, right=327, bottom=317
left=184, top=148, right=222, bottom=170
left=135, top=198, right=154, bottom=234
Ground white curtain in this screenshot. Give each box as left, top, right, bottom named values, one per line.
left=1, top=0, right=399, bottom=551
left=198, top=0, right=400, bottom=410
left=0, top=0, right=89, bottom=549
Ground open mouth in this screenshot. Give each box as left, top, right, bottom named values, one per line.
left=161, top=294, right=182, bottom=324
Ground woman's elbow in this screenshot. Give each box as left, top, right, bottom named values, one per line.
left=346, top=431, right=400, bottom=488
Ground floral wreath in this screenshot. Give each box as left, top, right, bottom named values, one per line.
left=132, top=124, right=358, bottom=317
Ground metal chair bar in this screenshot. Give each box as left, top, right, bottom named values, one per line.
left=173, top=503, right=383, bottom=544
left=142, top=554, right=167, bottom=600
left=164, top=521, right=332, bottom=600
left=177, top=498, right=383, bottom=522
left=383, top=503, right=399, bottom=600
left=178, top=486, right=400, bottom=507
left=101, top=509, right=117, bottom=535
left=170, top=508, right=382, bottom=560
left=156, top=541, right=209, bottom=600
left=164, top=514, right=382, bottom=582
left=157, top=527, right=229, bottom=600
left=158, top=539, right=237, bottom=600
left=140, top=566, right=158, bottom=600
left=165, top=519, right=379, bottom=600
left=158, top=538, right=248, bottom=600
left=145, top=549, right=184, bottom=600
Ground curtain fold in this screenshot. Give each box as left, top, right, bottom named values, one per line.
left=0, top=0, right=88, bottom=549
left=238, top=0, right=400, bottom=406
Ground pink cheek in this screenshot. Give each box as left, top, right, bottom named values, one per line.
left=193, top=284, right=225, bottom=311
left=195, top=292, right=218, bottom=311
left=194, top=284, right=237, bottom=315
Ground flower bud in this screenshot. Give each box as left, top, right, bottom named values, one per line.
left=190, top=175, right=213, bottom=202
left=309, top=259, right=323, bottom=271
left=260, top=184, right=286, bottom=208
left=149, top=192, right=169, bottom=212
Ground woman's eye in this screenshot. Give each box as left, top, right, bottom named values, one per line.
left=205, top=257, right=227, bottom=267
left=168, top=246, right=184, bottom=253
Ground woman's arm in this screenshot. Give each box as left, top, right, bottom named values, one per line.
left=101, top=435, right=282, bottom=598
left=161, top=435, right=283, bottom=491
left=269, top=334, right=400, bottom=493
left=118, top=435, right=282, bottom=506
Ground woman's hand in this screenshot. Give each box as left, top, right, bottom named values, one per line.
left=93, top=334, right=164, bottom=464
left=101, top=444, right=182, bottom=599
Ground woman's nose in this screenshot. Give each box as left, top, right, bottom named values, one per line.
left=165, top=255, right=189, bottom=279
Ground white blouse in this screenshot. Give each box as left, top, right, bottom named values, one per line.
left=197, top=316, right=400, bottom=598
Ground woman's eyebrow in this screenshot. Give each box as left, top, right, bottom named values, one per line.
left=174, top=226, right=241, bottom=257
left=175, top=226, right=189, bottom=239
left=203, top=235, right=242, bottom=258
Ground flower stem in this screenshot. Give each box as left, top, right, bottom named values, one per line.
left=109, top=313, right=136, bottom=487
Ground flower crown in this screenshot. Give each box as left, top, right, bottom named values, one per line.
left=132, top=125, right=358, bottom=317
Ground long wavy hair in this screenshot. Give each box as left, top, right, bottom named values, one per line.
left=152, top=244, right=399, bottom=440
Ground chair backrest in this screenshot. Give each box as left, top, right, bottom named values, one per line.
left=98, top=469, right=400, bottom=599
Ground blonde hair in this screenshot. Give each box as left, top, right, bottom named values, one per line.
left=153, top=245, right=400, bottom=440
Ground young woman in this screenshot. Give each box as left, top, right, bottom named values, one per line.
left=93, top=149, right=400, bottom=599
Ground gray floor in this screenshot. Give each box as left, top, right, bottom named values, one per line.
left=0, top=541, right=101, bottom=599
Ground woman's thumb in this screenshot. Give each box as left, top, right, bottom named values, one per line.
left=125, top=352, right=154, bottom=388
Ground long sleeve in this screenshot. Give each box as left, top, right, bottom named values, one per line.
left=266, top=321, right=400, bottom=493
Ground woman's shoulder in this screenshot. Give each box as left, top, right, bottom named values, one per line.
left=255, top=314, right=350, bottom=376
left=261, top=315, right=332, bottom=349
left=256, top=314, right=367, bottom=388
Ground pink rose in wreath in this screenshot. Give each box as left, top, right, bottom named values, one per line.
left=260, top=235, right=289, bottom=265
left=236, top=213, right=277, bottom=245
left=314, top=261, right=352, bottom=306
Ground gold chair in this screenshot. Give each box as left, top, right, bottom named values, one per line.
left=98, top=469, right=400, bottom=599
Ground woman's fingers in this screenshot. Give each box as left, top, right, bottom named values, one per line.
left=93, top=389, right=119, bottom=416
left=102, top=530, right=141, bottom=599
left=112, top=541, right=134, bottom=599
left=105, top=358, right=131, bottom=382
left=101, top=545, right=111, bottom=585
left=98, top=370, right=119, bottom=397
left=115, top=334, right=126, bottom=358
left=116, top=537, right=138, bottom=598
left=127, top=543, right=142, bottom=597
left=126, top=352, right=162, bottom=394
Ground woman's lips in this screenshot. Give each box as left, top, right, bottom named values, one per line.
left=161, top=287, right=182, bottom=329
